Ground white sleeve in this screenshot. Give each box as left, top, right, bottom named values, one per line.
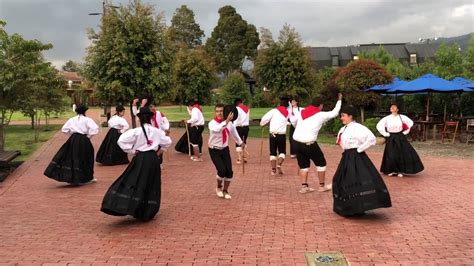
left=161, top=116, right=170, bottom=131
left=132, top=106, right=139, bottom=116
left=157, top=129, right=172, bottom=151
left=229, top=123, right=243, bottom=145
left=290, top=114, right=299, bottom=127
left=376, top=116, right=390, bottom=137
left=118, top=129, right=138, bottom=153
left=187, top=108, right=199, bottom=124
left=87, top=118, right=99, bottom=137
left=260, top=109, right=274, bottom=126
left=120, top=118, right=129, bottom=133
left=357, top=125, right=376, bottom=153
left=209, top=120, right=227, bottom=133
left=61, top=118, right=73, bottom=135
left=321, top=100, right=342, bottom=123
left=401, top=115, right=414, bottom=135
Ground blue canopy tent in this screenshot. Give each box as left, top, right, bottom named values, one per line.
left=451, top=77, right=474, bottom=89
left=365, top=77, right=407, bottom=93
left=386, top=74, right=472, bottom=121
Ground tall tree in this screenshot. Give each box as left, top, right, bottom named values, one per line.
left=221, top=72, right=250, bottom=105
left=205, top=5, right=259, bottom=75
left=359, top=46, right=406, bottom=77
left=258, top=27, right=274, bottom=50
left=84, top=0, right=172, bottom=127
left=462, top=37, right=474, bottom=80
left=433, top=42, right=463, bottom=80
left=254, top=24, right=313, bottom=100
left=167, top=5, right=204, bottom=49
left=61, top=60, right=82, bottom=72
left=172, top=48, right=215, bottom=105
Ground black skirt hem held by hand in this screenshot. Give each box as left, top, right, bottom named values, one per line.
left=380, top=132, right=424, bottom=175
left=101, top=150, right=161, bottom=221
left=333, top=148, right=392, bottom=216
left=44, top=133, right=94, bottom=184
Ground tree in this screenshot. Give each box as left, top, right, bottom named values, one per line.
left=359, top=46, right=406, bottom=77
left=221, top=72, right=250, bottom=105
left=258, top=27, right=274, bottom=50
left=205, top=5, right=259, bottom=75
left=433, top=42, right=463, bottom=80
left=84, top=0, right=172, bottom=127
left=167, top=5, right=204, bottom=49
left=61, top=60, right=82, bottom=72
left=334, top=59, right=393, bottom=121
left=462, top=37, right=474, bottom=80
left=0, top=20, right=54, bottom=149
left=254, top=24, right=313, bottom=100
left=172, top=48, right=215, bottom=105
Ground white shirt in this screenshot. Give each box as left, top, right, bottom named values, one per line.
left=260, top=108, right=289, bottom=134
left=108, top=115, right=129, bottom=133
left=288, top=106, right=304, bottom=126
left=376, top=114, right=414, bottom=137
left=235, top=105, right=250, bottom=127
left=61, top=115, right=99, bottom=138
left=292, top=100, right=342, bottom=143
left=187, top=107, right=205, bottom=127
left=337, top=122, right=376, bottom=153
left=132, top=106, right=169, bottom=131
left=208, top=120, right=243, bottom=148
left=117, top=124, right=172, bottom=154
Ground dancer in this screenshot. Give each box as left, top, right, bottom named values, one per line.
left=234, top=98, right=250, bottom=164
left=260, top=97, right=290, bottom=175
left=132, top=98, right=170, bottom=134
left=96, top=105, right=129, bottom=165
left=208, top=104, right=244, bottom=200
left=101, top=107, right=172, bottom=221
left=288, top=96, right=304, bottom=159
left=333, top=106, right=392, bottom=216
left=292, top=93, right=342, bottom=193
left=186, top=101, right=205, bottom=161
left=376, top=103, right=424, bottom=177
left=44, top=104, right=99, bottom=185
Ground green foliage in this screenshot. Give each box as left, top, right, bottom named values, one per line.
left=363, top=117, right=381, bottom=136
left=320, top=117, right=343, bottom=135
left=84, top=0, right=173, bottom=105
left=359, top=46, right=405, bottom=77
left=205, top=5, right=260, bottom=75
left=312, top=67, right=335, bottom=101
left=433, top=43, right=464, bottom=80
left=167, top=5, right=204, bottom=49
left=254, top=24, right=313, bottom=100
left=398, top=60, right=436, bottom=80
left=221, top=72, right=251, bottom=105
left=61, top=60, right=82, bottom=73
left=462, top=37, right=474, bottom=80
left=172, top=48, right=215, bottom=105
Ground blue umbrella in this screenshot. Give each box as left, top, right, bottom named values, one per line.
left=366, top=77, right=407, bottom=92
left=387, top=74, right=471, bottom=93
left=451, top=77, right=474, bottom=89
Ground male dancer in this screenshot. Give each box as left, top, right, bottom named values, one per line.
left=292, top=93, right=342, bottom=193
left=260, top=97, right=290, bottom=175
left=186, top=100, right=205, bottom=161
left=234, top=98, right=250, bottom=164
left=132, top=98, right=170, bottom=135
left=208, top=104, right=244, bottom=200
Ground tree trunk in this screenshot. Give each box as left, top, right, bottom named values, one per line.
left=130, top=100, right=136, bottom=128
left=31, top=114, right=35, bottom=129
left=0, top=109, right=5, bottom=152
left=360, top=107, right=365, bottom=123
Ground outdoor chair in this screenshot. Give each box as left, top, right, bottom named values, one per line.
left=466, top=119, right=474, bottom=144
left=440, top=121, right=459, bottom=144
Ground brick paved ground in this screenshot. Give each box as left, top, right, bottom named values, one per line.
left=0, top=110, right=473, bottom=265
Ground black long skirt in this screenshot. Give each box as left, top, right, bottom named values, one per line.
left=174, top=131, right=201, bottom=155
left=101, top=150, right=161, bottom=221
left=380, top=132, right=424, bottom=175
left=96, top=128, right=129, bottom=165
left=44, top=133, right=94, bottom=184
left=333, top=148, right=392, bottom=216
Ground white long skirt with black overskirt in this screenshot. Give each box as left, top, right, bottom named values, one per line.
left=44, top=133, right=95, bottom=184
left=332, top=148, right=392, bottom=216
left=101, top=150, right=161, bottom=221
left=380, top=132, right=424, bottom=175
left=96, top=128, right=129, bottom=165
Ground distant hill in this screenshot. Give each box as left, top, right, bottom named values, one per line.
left=427, top=33, right=473, bottom=51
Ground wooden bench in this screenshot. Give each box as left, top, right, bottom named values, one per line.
left=0, top=150, right=21, bottom=167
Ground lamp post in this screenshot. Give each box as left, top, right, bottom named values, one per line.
left=88, top=0, right=119, bottom=121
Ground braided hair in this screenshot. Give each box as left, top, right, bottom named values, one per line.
left=138, top=108, right=154, bottom=145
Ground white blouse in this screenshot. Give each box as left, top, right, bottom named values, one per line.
left=235, top=106, right=250, bottom=127
left=117, top=124, right=172, bottom=154
left=288, top=106, right=304, bottom=126
left=187, top=107, right=205, bottom=127
left=108, top=115, right=129, bottom=133
left=376, top=114, right=414, bottom=137
left=337, top=122, right=376, bottom=153
left=61, top=115, right=99, bottom=138
left=208, top=120, right=243, bottom=148
left=260, top=108, right=289, bottom=134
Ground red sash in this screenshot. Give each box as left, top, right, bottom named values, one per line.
left=152, top=112, right=159, bottom=128
left=276, top=106, right=289, bottom=118
left=239, top=104, right=249, bottom=114
left=193, top=104, right=203, bottom=113
left=214, top=117, right=229, bottom=144
left=301, top=105, right=321, bottom=120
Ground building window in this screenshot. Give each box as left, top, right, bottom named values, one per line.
left=352, top=55, right=359, bottom=60
left=332, top=56, right=339, bottom=67
left=410, top=54, right=417, bottom=64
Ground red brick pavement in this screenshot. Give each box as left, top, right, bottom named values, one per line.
left=0, top=110, right=473, bottom=265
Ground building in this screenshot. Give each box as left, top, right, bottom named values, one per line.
left=60, top=71, right=97, bottom=106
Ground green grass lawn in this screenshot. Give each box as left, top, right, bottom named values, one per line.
left=9, top=110, right=77, bottom=121
left=4, top=125, right=61, bottom=161
left=159, top=105, right=272, bottom=122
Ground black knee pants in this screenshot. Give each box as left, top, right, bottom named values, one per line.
left=269, top=133, right=286, bottom=157
left=209, top=147, right=233, bottom=179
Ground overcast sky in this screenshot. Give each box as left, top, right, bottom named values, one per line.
left=1, top=0, right=473, bottom=68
